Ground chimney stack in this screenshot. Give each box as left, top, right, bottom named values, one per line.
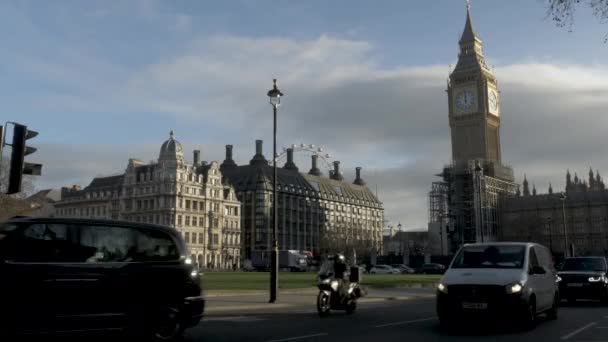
left=250, top=139, right=268, bottom=166
left=193, top=150, right=200, bottom=166
left=221, top=144, right=237, bottom=171
left=284, top=148, right=298, bottom=171
left=353, top=167, right=366, bottom=185
left=308, top=154, right=322, bottom=176
left=331, top=161, right=344, bottom=181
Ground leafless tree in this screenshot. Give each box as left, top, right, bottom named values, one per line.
left=546, top=0, right=608, bottom=42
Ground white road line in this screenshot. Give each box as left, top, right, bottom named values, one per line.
left=374, top=317, right=437, bottom=328
left=595, top=326, right=608, bottom=329
left=265, top=333, right=328, bottom=342
left=561, top=322, right=596, bottom=340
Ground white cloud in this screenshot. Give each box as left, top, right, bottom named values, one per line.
left=22, top=34, right=608, bottom=229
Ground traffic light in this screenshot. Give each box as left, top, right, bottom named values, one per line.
left=7, top=123, right=42, bottom=194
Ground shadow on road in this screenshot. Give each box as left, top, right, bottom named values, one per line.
left=434, top=315, right=553, bottom=337
left=559, top=300, right=607, bottom=308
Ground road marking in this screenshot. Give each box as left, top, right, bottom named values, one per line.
left=265, top=333, right=328, bottom=342
left=561, top=322, right=596, bottom=340
left=595, top=326, right=608, bottom=329
left=375, top=317, right=437, bottom=328
left=205, top=316, right=265, bottom=322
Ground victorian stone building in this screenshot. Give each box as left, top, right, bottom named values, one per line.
left=55, top=132, right=242, bottom=269
left=429, top=4, right=517, bottom=254
left=500, top=169, right=608, bottom=257
left=220, top=140, right=384, bottom=260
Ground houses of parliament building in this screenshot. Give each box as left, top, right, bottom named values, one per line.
left=501, top=169, right=608, bottom=257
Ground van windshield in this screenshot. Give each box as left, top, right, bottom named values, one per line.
left=452, top=245, right=526, bottom=269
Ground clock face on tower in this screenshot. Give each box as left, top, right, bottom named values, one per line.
left=488, top=87, right=499, bottom=115
left=454, top=88, right=477, bottom=114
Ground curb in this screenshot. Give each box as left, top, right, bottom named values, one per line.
left=204, top=294, right=433, bottom=314
left=205, top=288, right=317, bottom=298
left=205, top=283, right=438, bottom=297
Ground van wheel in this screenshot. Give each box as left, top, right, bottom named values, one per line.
left=152, top=307, right=184, bottom=341
left=522, top=297, right=536, bottom=330
left=547, top=294, right=558, bottom=320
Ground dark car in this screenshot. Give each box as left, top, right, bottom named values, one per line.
left=558, top=257, right=608, bottom=303
left=0, top=217, right=204, bottom=340
left=418, top=263, right=446, bottom=274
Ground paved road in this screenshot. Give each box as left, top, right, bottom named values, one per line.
left=189, top=298, right=608, bottom=342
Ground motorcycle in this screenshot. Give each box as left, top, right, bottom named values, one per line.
left=316, top=266, right=363, bottom=316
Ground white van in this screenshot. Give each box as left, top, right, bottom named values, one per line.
left=437, top=242, right=559, bottom=329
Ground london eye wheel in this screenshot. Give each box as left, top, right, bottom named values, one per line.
left=273, top=143, right=334, bottom=173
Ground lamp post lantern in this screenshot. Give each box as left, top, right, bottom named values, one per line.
left=267, top=79, right=283, bottom=303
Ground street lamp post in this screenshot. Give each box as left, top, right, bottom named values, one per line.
left=560, top=192, right=569, bottom=258
left=474, top=163, right=484, bottom=243
left=397, top=222, right=403, bottom=263
left=267, top=79, right=283, bottom=304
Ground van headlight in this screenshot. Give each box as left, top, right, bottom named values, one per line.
left=437, top=283, right=448, bottom=294
left=506, top=283, right=523, bottom=294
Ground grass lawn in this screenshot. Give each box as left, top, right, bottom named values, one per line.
left=202, top=272, right=441, bottom=291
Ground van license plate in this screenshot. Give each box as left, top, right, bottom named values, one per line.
left=462, top=302, right=488, bottom=310
left=567, top=283, right=583, bottom=287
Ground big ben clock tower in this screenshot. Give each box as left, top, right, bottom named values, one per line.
left=448, top=2, right=502, bottom=165
left=430, top=2, right=517, bottom=254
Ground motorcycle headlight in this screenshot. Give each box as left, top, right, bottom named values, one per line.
left=330, top=280, right=339, bottom=291
left=437, top=283, right=448, bottom=294
left=506, top=283, right=523, bottom=294
left=321, top=278, right=331, bottom=284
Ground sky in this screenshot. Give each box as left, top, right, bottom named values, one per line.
left=1, top=0, right=607, bottom=230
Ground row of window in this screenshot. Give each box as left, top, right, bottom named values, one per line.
left=57, top=206, right=108, bottom=217
left=85, top=190, right=118, bottom=199
left=241, top=191, right=381, bottom=209
left=179, top=199, right=222, bottom=212
left=184, top=231, right=220, bottom=245
left=183, top=231, right=240, bottom=246
left=177, top=215, right=221, bottom=228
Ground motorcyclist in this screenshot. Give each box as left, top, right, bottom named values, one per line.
left=333, top=254, right=349, bottom=301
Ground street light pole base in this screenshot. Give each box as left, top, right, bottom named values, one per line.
left=269, top=244, right=279, bottom=303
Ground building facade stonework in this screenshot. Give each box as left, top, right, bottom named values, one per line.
left=55, top=132, right=242, bottom=269
left=220, top=140, right=384, bottom=261
left=500, top=170, right=608, bottom=257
